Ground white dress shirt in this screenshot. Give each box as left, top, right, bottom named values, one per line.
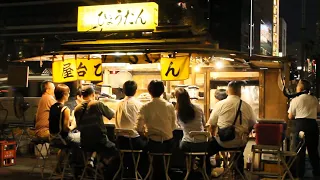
left=136, top=98, right=177, bottom=141
left=288, top=94, right=320, bottom=119
left=208, top=95, right=257, bottom=148
left=115, top=96, right=142, bottom=137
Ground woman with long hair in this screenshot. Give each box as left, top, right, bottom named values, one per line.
left=175, top=88, right=206, bottom=151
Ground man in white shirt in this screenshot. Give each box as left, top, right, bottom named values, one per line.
left=288, top=80, right=320, bottom=178
left=135, top=80, right=177, bottom=152
left=115, top=80, right=146, bottom=149
left=207, top=81, right=256, bottom=174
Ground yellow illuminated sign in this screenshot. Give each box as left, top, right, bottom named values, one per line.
left=76, top=58, right=102, bottom=81
left=52, top=58, right=103, bottom=83
left=78, top=2, right=159, bottom=32
left=160, top=57, right=190, bottom=81
left=53, top=59, right=78, bottom=83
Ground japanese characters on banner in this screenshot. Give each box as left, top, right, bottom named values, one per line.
left=52, top=58, right=102, bottom=83
left=76, top=58, right=102, bottom=81
left=77, top=2, right=158, bottom=32
left=160, top=57, right=190, bottom=81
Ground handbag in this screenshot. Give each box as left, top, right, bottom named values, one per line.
left=218, top=100, right=242, bottom=142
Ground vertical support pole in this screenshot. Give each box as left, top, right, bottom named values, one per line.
left=259, top=70, right=265, bottom=119
left=204, top=69, right=210, bottom=121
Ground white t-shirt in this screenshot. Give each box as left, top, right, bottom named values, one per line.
left=288, top=94, right=320, bottom=119
left=208, top=95, right=257, bottom=148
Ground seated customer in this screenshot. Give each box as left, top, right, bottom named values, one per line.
left=135, top=80, right=177, bottom=152
left=115, top=80, right=146, bottom=150
left=35, top=80, right=56, bottom=140
left=207, top=81, right=256, bottom=173
left=175, top=88, right=207, bottom=152
left=74, top=86, right=117, bottom=163
left=49, top=84, right=80, bottom=144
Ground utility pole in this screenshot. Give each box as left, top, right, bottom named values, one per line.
left=249, top=0, right=253, bottom=57
left=301, top=0, right=306, bottom=79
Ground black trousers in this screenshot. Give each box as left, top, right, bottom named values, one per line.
left=206, top=138, right=245, bottom=174
left=293, top=118, right=320, bottom=178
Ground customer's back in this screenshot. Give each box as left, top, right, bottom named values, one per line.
left=136, top=80, right=177, bottom=142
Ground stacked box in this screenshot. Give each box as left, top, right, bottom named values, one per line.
left=0, top=141, right=16, bottom=167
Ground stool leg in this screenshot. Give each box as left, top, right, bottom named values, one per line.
left=201, top=155, right=210, bottom=180
left=184, top=155, right=192, bottom=180
left=131, top=152, right=142, bottom=180
left=113, top=152, right=123, bottom=180
left=163, top=155, right=171, bottom=180
left=144, top=155, right=153, bottom=180
left=80, top=152, right=88, bottom=180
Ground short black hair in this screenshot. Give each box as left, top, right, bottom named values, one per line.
left=54, top=84, right=70, bottom=101
left=123, top=80, right=137, bottom=96
left=228, top=81, right=245, bottom=94
left=81, top=85, right=95, bottom=98
left=299, top=79, right=311, bottom=92
left=214, top=89, right=227, bottom=101
left=40, top=80, right=52, bottom=94
left=76, top=86, right=82, bottom=97
left=148, top=80, right=164, bottom=98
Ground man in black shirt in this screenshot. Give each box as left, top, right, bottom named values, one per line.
left=74, top=86, right=116, bottom=159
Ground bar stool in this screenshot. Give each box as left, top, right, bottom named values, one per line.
left=49, top=143, right=77, bottom=180
left=113, top=128, right=143, bottom=180
left=219, top=148, right=247, bottom=180
left=144, top=133, right=172, bottom=180
left=184, top=131, right=210, bottom=180
left=30, top=137, right=51, bottom=178
left=80, top=150, right=104, bottom=180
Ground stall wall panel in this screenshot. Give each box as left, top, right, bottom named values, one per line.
left=264, top=69, right=287, bottom=120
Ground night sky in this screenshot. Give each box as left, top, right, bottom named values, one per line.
left=280, top=0, right=319, bottom=44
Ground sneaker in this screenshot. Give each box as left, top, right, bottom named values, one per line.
left=87, top=157, right=94, bottom=168
left=211, top=167, right=224, bottom=178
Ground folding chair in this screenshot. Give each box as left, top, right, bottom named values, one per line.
left=30, top=137, right=51, bottom=179
left=144, top=133, right=172, bottom=180
left=184, top=131, right=210, bottom=180
left=219, top=148, right=247, bottom=180
left=113, top=128, right=143, bottom=180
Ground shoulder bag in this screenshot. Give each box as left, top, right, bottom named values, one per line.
left=218, top=100, right=242, bottom=142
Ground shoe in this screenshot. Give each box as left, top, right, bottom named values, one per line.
left=87, top=157, right=94, bottom=168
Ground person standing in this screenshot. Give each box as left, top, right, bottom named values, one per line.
left=35, top=80, right=56, bottom=140
left=288, top=79, right=320, bottom=178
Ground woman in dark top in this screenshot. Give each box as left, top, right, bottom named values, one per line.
left=49, top=84, right=79, bottom=144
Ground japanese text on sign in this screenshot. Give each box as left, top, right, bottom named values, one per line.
left=160, top=57, right=190, bottom=81
left=53, top=59, right=78, bottom=83
left=76, top=58, right=102, bottom=81
left=78, top=2, right=158, bottom=32
left=52, top=58, right=102, bottom=83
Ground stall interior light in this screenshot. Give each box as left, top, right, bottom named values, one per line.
left=297, top=66, right=302, bottom=70
left=194, top=65, right=200, bottom=72
left=221, top=57, right=234, bottom=61
left=157, top=63, right=161, bottom=70
left=102, top=63, right=128, bottom=67
left=260, top=67, right=268, bottom=70
left=105, top=52, right=144, bottom=56
left=215, top=61, right=224, bottom=69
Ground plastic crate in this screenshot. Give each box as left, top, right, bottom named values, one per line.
left=255, top=123, right=283, bottom=146
left=0, top=140, right=16, bottom=167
